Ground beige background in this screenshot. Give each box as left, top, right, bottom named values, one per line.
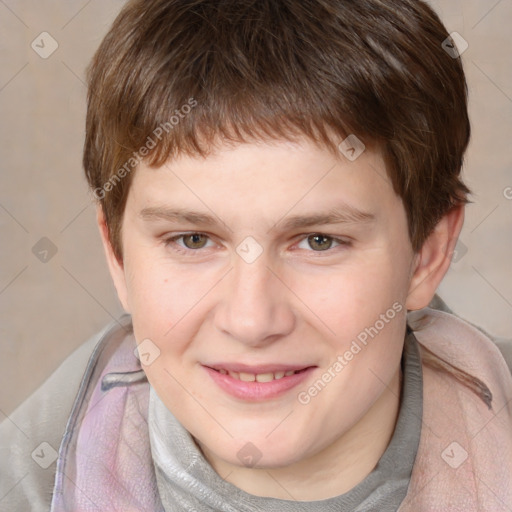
left=0, top=0, right=511, bottom=417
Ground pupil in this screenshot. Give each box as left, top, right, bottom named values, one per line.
left=186, top=234, right=205, bottom=248
left=310, top=234, right=331, bottom=251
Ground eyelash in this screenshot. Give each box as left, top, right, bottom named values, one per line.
left=163, top=232, right=352, bottom=256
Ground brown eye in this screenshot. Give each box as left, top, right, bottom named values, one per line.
left=182, top=233, right=209, bottom=249
left=307, top=234, right=334, bottom=251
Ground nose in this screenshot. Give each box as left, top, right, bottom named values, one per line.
left=213, top=254, right=295, bottom=348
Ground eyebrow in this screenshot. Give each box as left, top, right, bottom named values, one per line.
left=139, top=204, right=375, bottom=231
left=140, top=207, right=219, bottom=226
left=277, top=206, right=375, bottom=230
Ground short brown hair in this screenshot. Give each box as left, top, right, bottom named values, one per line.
left=84, top=0, right=470, bottom=261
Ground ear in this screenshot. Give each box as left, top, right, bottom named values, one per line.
left=406, top=205, right=464, bottom=311
left=96, top=205, right=131, bottom=313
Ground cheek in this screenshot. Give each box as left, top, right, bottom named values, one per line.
left=124, top=253, right=205, bottom=334
left=125, top=258, right=205, bottom=413
left=289, top=252, right=408, bottom=397
left=293, top=256, right=405, bottom=334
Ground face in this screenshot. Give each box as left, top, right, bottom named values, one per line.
left=108, top=138, right=420, bottom=474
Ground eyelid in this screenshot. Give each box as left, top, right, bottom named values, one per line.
left=164, top=232, right=216, bottom=254
left=164, top=231, right=351, bottom=255
left=293, top=233, right=352, bottom=253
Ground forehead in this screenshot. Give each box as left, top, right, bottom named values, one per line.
left=126, top=138, right=399, bottom=229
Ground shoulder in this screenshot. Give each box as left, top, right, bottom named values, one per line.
left=0, top=317, right=131, bottom=512
left=402, top=307, right=512, bottom=510
left=410, top=298, right=512, bottom=375
left=407, top=306, right=512, bottom=401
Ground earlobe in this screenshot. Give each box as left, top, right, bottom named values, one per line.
left=406, top=205, right=465, bottom=311
left=96, top=205, right=131, bottom=313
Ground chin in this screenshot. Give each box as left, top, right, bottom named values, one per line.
left=207, top=431, right=311, bottom=470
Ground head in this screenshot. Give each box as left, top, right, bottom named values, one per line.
left=84, top=0, right=470, bottom=489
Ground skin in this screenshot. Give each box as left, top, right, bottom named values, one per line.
left=98, top=137, right=463, bottom=500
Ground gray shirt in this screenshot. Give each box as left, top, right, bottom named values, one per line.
left=149, top=329, right=423, bottom=512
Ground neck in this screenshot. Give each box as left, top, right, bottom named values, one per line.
left=201, top=367, right=402, bottom=501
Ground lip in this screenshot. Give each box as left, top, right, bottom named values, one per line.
left=205, top=362, right=310, bottom=374
left=203, top=364, right=316, bottom=401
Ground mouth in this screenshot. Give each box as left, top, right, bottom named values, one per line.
left=202, top=364, right=316, bottom=401
left=211, top=367, right=307, bottom=382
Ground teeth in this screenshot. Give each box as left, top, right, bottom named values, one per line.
left=255, top=372, right=274, bottom=383
left=219, top=369, right=299, bottom=381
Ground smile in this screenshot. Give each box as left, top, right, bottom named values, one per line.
left=203, top=364, right=315, bottom=401
left=216, top=368, right=303, bottom=382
